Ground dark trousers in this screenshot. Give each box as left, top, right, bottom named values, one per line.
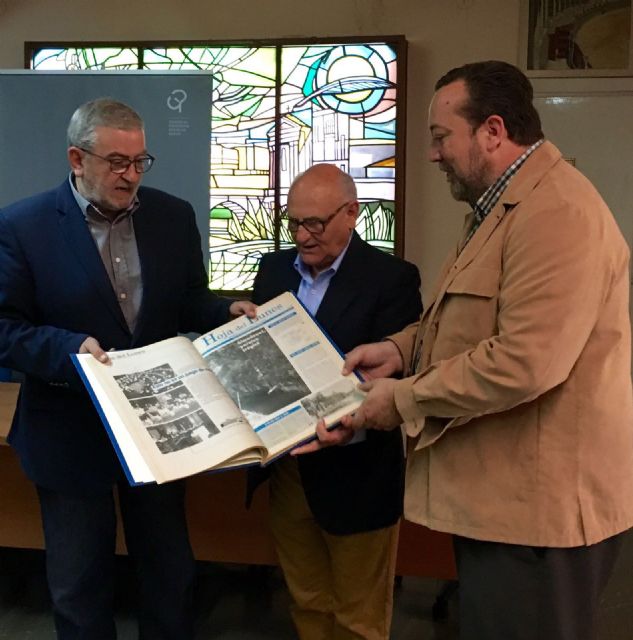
left=453, top=532, right=624, bottom=640
left=37, top=480, right=195, bottom=640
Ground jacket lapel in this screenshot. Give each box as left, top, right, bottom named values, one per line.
left=279, top=251, right=303, bottom=295
left=439, top=140, right=562, bottom=297
left=55, top=183, right=129, bottom=333
left=315, top=233, right=364, bottom=332
left=445, top=202, right=509, bottom=289
left=131, top=203, right=159, bottom=340
left=416, top=141, right=564, bottom=371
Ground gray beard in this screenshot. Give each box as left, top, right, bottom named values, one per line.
left=447, top=173, right=485, bottom=206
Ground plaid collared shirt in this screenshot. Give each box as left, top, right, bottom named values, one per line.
left=460, top=138, right=544, bottom=252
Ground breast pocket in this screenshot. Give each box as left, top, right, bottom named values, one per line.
left=435, top=266, right=501, bottom=354
left=446, top=266, right=500, bottom=298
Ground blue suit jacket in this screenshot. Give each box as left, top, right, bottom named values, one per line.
left=0, top=180, right=232, bottom=495
left=250, top=232, right=422, bottom=535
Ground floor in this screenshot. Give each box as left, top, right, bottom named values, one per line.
left=0, top=528, right=631, bottom=639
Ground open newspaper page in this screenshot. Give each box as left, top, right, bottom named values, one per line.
left=194, top=292, right=365, bottom=462
left=74, top=336, right=266, bottom=485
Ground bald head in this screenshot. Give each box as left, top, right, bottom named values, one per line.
left=286, top=164, right=359, bottom=276
left=288, top=164, right=357, bottom=206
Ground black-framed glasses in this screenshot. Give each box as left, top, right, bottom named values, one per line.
left=79, top=148, right=155, bottom=174
left=285, top=201, right=351, bottom=235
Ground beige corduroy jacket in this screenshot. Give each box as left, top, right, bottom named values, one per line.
left=391, top=141, right=633, bottom=547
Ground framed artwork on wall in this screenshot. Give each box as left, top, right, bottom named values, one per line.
left=519, top=0, right=633, bottom=75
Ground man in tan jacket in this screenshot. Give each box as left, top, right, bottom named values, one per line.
left=327, top=61, right=633, bottom=639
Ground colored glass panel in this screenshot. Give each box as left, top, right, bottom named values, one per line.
left=203, top=47, right=277, bottom=291
left=32, top=47, right=139, bottom=70
left=279, top=43, right=397, bottom=250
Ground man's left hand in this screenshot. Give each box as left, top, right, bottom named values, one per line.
left=340, top=378, right=402, bottom=431
left=229, top=300, right=257, bottom=319
left=79, top=336, right=111, bottom=365
left=291, top=418, right=355, bottom=455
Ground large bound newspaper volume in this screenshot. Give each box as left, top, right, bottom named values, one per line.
left=73, top=292, right=364, bottom=485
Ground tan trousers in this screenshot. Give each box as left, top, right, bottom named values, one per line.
left=269, top=456, right=399, bottom=640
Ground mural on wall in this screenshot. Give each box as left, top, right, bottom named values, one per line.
left=527, top=0, right=632, bottom=71
left=32, top=42, right=401, bottom=291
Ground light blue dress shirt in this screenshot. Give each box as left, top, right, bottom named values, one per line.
left=293, top=232, right=353, bottom=315
left=293, top=232, right=365, bottom=444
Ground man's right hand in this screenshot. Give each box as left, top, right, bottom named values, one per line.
left=79, top=337, right=111, bottom=365
left=342, top=340, right=404, bottom=380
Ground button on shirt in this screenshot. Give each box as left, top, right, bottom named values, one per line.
left=70, top=175, right=143, bottom=332
left=294, top=231, right=365, bottom=444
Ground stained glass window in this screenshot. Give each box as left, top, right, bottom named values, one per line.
left=31, top=47, right=140, bottom=70
left=29, top=40, right=404, bottom=292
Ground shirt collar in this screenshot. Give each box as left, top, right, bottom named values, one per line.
left=473, top=138, right=544, bottom=223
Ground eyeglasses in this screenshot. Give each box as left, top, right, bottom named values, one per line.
left=79, top=148, right=155, bottom=174
left=285, top=201, right=351, bottom=235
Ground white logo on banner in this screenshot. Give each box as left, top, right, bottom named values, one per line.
left=167, top=89, right=188, bottom=113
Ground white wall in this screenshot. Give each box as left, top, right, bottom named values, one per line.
left=0, top=0, right=523, bottom=297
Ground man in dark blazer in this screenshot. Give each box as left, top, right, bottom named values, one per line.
left=0, top=98, right=254, bottom=640
left=249, top=163, right=422, bottom=639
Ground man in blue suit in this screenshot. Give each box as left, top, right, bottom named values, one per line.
left=249, top=164, right=422, bottom=639
left=0, top=98, right=254, bottom=639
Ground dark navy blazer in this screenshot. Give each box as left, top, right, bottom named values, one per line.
left=0, top=180, right=231, bottom=495
left=249, top=232, right=422, bottom=535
